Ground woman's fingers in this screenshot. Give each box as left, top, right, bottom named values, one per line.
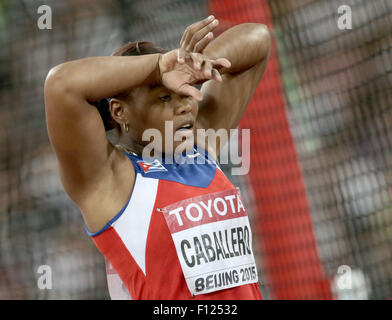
left=179, top=83, right=203, bottom=101
left=200, top=62, right=222, bottom=83
left=186, top=19, right=218, bottom=52
left=172, top=51, right=226, bottom=91
left=161, top=49, right=226, bottom=99
left=180, top=15, right=215, bottom=48
left=189, top=52, right=203, bottom=70
left=187, top=53, right=226, bottom=83
left=180, top=16, right=219, bottom=53
left=178, top=50, right=203, bottom=69
left=211, top=57, right=231, bottom=69
left=202, top=60, right=213, bottom=78
left=187, top=52, right=229, bottom=73
left=177, top=48, right=187, bottom=64
left=193, top=32, right=214, bottom=53
left=211, top=68, right=222, bottom=82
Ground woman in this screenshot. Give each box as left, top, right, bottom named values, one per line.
left=44, top=16, right=270, bottom=300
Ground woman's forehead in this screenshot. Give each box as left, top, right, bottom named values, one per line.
left=129, top=86, right=149, bottom=98
left=134, top=84, right=163, bottom=95
left=149, top=84, right=167, bottom=93
left=129, top=85, right=166, bottom=104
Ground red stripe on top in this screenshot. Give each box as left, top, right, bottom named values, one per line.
left=92, top=226, right=147, bottom=300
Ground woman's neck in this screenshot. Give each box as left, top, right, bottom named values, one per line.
left=116, top=136, right=145, bottom=156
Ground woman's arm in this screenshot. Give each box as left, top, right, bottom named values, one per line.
left=196, top=23, right=271, bottom=156
left=44, top=54, right=163, bottom=206
left=202, top=23, right=270, bottom=75
left=45, top=54, right=161, bottom=102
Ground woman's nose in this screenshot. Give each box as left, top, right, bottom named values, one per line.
left=174, top=101, right=192, bottom=115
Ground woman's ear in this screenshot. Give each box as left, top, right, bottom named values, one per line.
left=109, top=98, right=126, bottom=124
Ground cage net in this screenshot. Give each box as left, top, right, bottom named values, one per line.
left=0, top=0, right=391, bottom=299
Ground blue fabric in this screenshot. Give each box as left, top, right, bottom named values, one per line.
left=125, top=145, right=217, bottom=188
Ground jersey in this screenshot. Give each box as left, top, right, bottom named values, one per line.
left=86, top=146, right=262, bottom=300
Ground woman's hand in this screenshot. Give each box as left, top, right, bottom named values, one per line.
left=158, top=49, right=230, bottom=102
left=157, top=16, right=231, bottom=101
left=178, top=15, right=219, bottom=64
left=178, top=16, right=231, bottom=75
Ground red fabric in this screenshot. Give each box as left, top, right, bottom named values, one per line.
left=93, top=227, right=147, bottom=300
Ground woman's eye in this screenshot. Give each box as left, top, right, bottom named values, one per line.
left=159, top=95, right=171, bottom=102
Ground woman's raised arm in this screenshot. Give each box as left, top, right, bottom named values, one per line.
left=44, top=54, right=162, bottom=205
left=44, top=48, right=227, bottom=205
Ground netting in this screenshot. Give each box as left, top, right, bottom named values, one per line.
left=0, top=0, right=391, bottom=299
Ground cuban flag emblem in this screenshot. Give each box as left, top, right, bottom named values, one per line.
left=137, top=159, right=168, bottom=174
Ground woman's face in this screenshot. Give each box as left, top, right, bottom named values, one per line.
left=114, top=84, right=199, bottom=156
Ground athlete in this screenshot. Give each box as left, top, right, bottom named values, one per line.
left=44, top=16, right=271, bottom=299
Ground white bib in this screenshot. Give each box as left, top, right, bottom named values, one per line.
left=161, top=189, right=258, bottom=296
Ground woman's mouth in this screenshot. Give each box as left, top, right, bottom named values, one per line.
left=176, top=123, right=193, bottom=131
left=175, top=119, right=194, bottom=132
left=175, top=121, right=195, bottom=139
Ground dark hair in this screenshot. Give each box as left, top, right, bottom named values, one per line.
left=93, top=41, right=168, bottom=131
